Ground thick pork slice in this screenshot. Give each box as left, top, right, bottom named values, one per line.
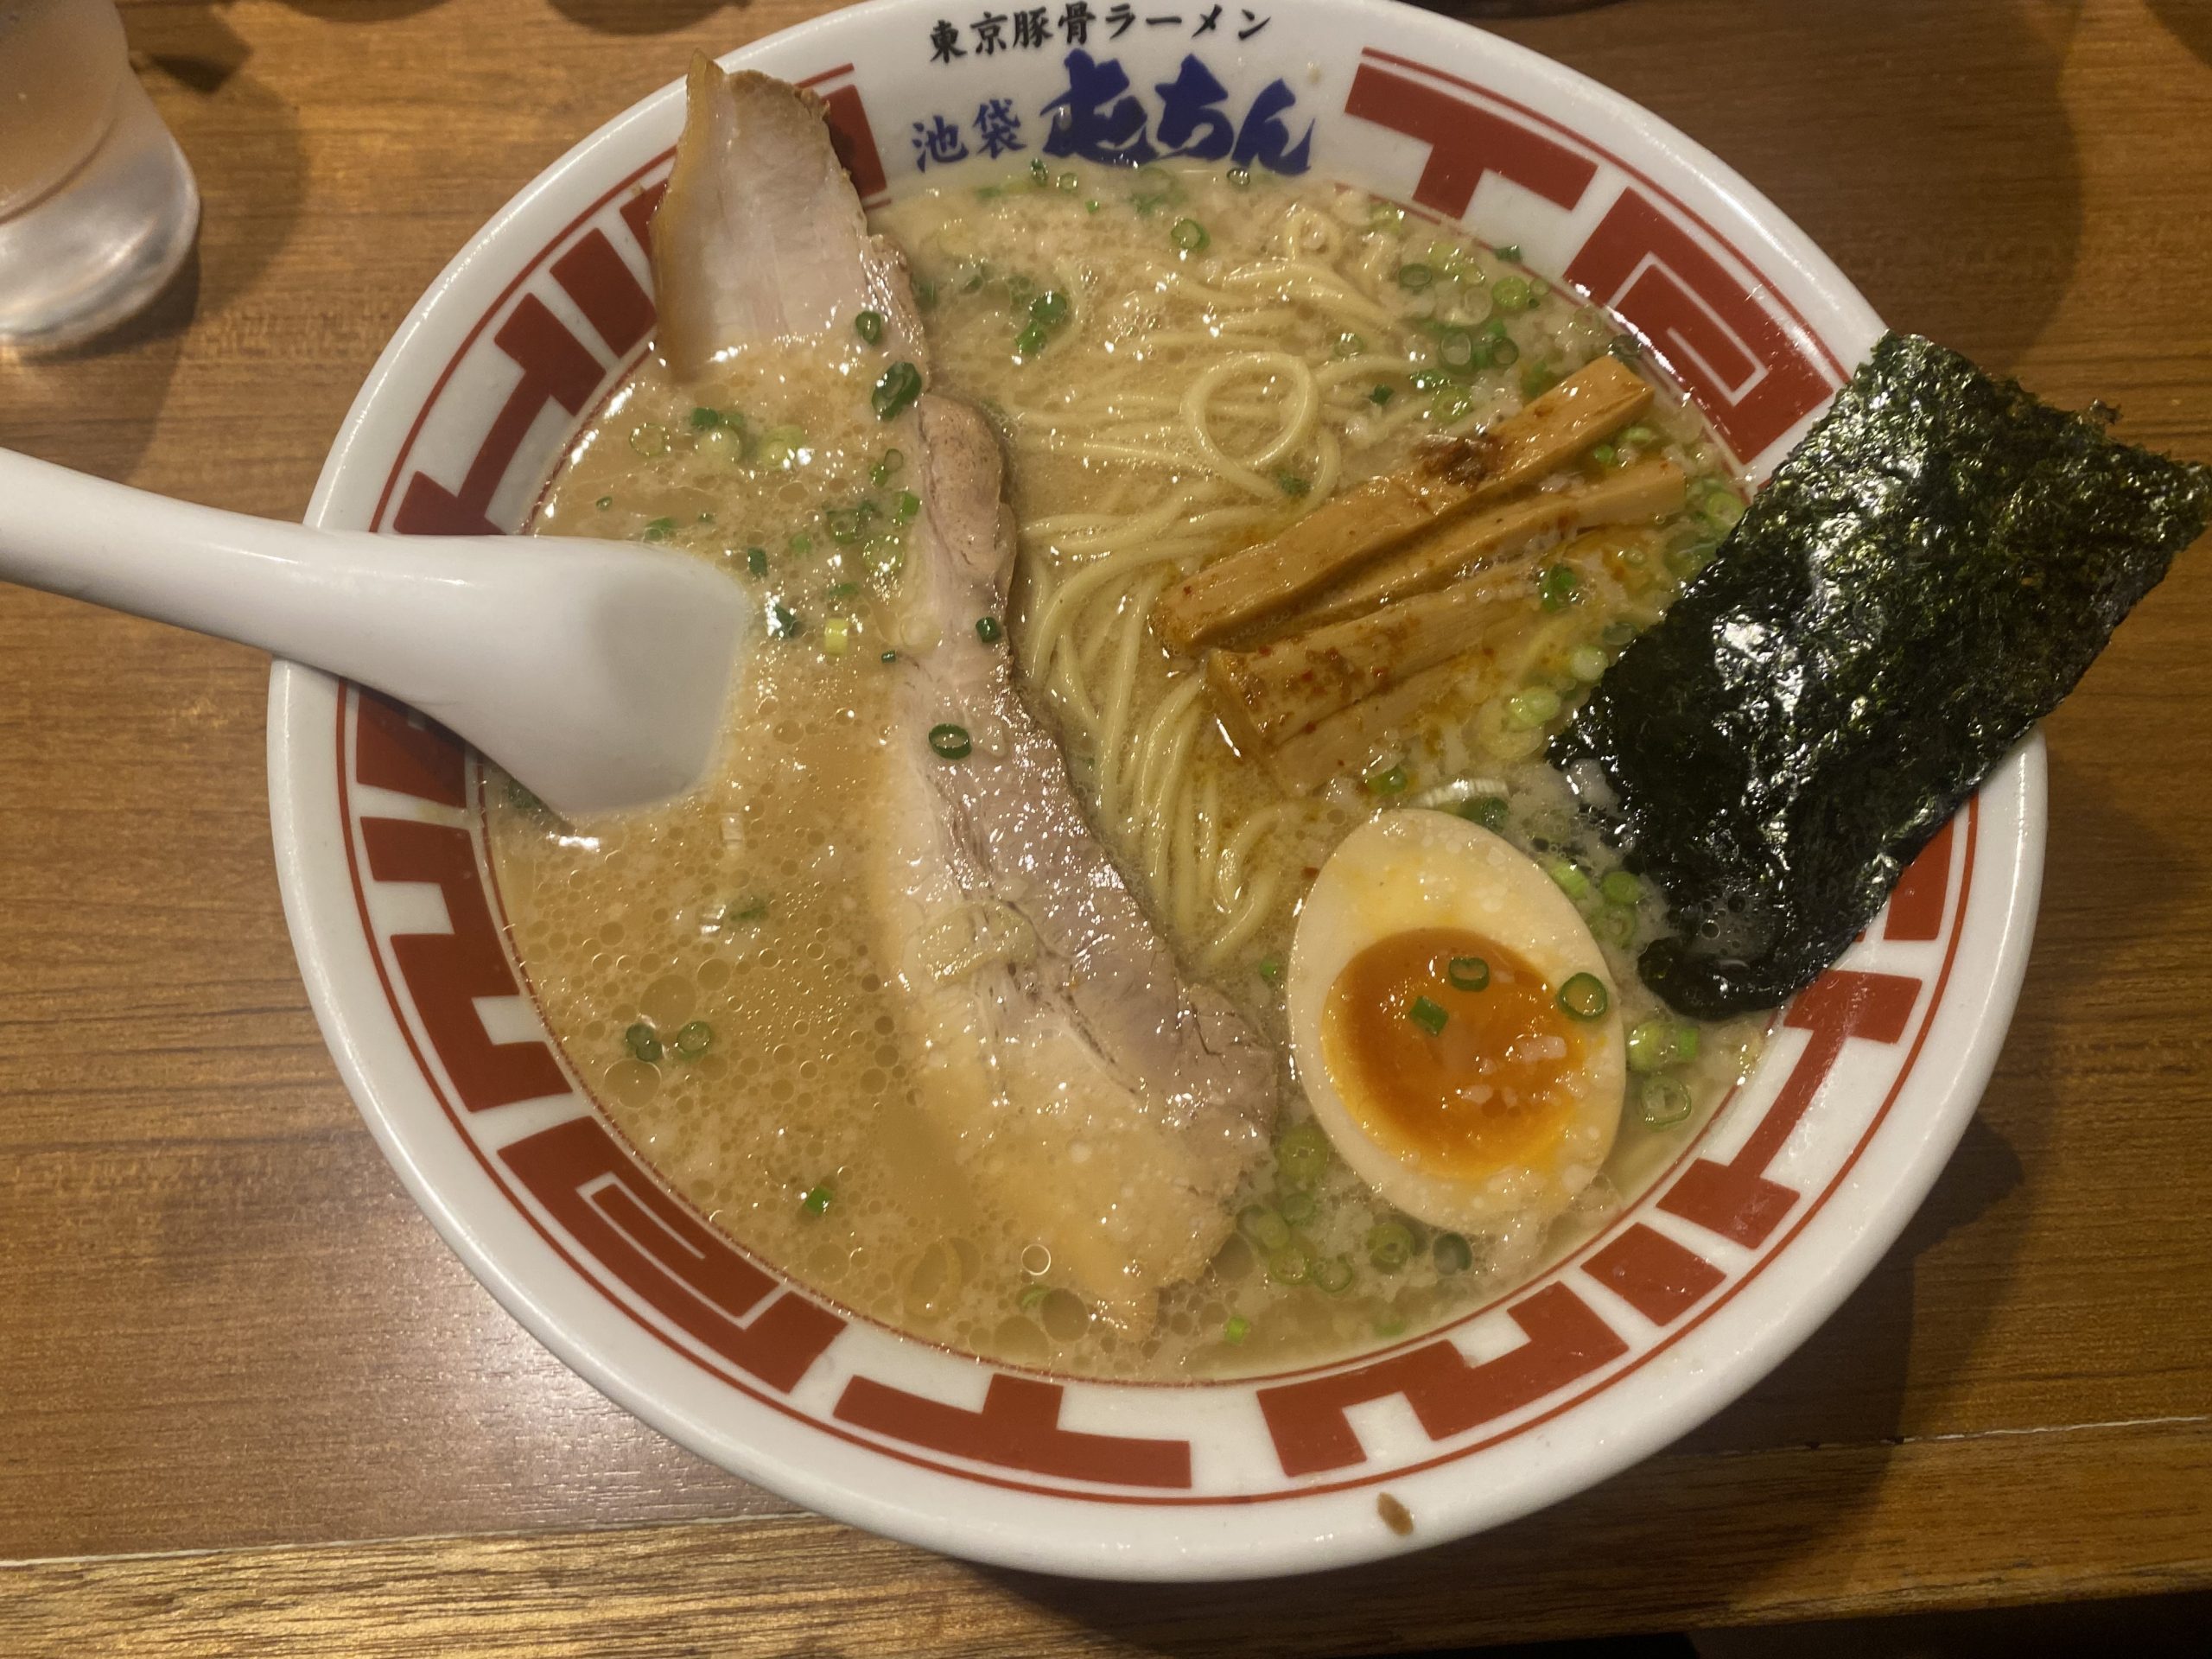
left=654, top=60, right=1276, bottom=1328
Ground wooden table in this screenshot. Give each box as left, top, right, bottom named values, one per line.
left=4, top=0, right=2209, bottom=1650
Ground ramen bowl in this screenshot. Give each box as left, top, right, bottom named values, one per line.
left=270, top=0, right=2042, bottom=1580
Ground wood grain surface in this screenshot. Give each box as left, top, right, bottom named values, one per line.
left=3, top=0, right=2209, bottom=1650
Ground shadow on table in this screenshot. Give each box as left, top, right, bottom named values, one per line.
left=2144, top=0, right=2212, bottom=69
left=548, top=1, right=746, bottom=37
left=2, top=14, right=305, bottom=481
left=1452, top=0, right=2087, bottom=378
left=267, top=1, right=452, bottom=20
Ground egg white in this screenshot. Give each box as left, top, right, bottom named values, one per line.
left=1286, top=809, right=1626, bottom=1237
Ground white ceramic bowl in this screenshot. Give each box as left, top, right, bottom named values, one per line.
left=270, top=0, right=2043, bottom=1580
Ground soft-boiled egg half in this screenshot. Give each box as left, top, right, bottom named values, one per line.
left=1287, top=809, right=1626, bottom=1238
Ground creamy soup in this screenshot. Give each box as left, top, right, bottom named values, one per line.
left=487, top=156, right=1764, bottom=1380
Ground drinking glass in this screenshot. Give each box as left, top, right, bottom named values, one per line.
left=0, top=0, right=199, bottom=353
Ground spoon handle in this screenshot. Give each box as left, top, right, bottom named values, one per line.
left=0, top=445, right=520, bottom=696
left=0, top=447, right=746, bottom=815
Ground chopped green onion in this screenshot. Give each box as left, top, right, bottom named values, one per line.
left=1529, top=276, right=1553, bottom=300
left=719, top=896, right=769, bottom=928
left=1277, top=473, right=1310, bottom=497
left=1032, top=289, right=1071, bottom=327
left=1014, top=322, right=1046, bottom=356
left=1627, top=1019, right=1675, bottom=1073
left=1592, top=904, right=1637, bottom=947
left=1238, top=1204, right=1292, bottom=1252
left=741, top=545, right=767, bottom=577
left=854, top=308, right=883, bottom=344
left=640, top=516, right=676, bottom=543
left=872, top=360, right=923, bottom=420
left=1312, top=1255, right=1356, bottom=1294
left=1396, top=261, right=1435, bottom=289
left=1457, top=794, right=1510, bottom=831
left=1702, top=490, right=1747, bottom=530
left=1640, top=1074, right=1694, bottom=1127
left=1506, top=686, right=1561, bottom=728
left=915, top=277, right=938, bottom=308
left=1433, top=1232, right=1474, bottom=1274
left=1409, top=368, right=1449, bottom=391
left=1493, top=275, right=1533, bottom=311
left=1276, top=1119, right=1330, bottom=1187
left=862, top=536, right=905, bottom=579
left=1667, top=539, right=1717, bottom=580
left=1370, top=201, right=1407, bottom=232
left=1366, top=1222, right=1416, bottom=1272
left=1226, top=165, right=1253, bottom=188
left=1018, top=1282, right=1051, bottom=1312
left=1408, top=995, right=1449, bottom=1035
left=1280, top=1189, right=1319, bottom=1226
left=1170, top=217, right=1210, bottom=253
left=1538, top=563, right=1579, bottom=611
left=1249, top=957, right=1283, bottom=989
left=1591, top=442, right=1619, bottom=467
left=1447, top=956, right=1490, bottom=992
left=1497, top=243, right=1522, bottom=264
left=1432, top=385, right=1476, bottom=424
left=1334, top=330, right=1367, bottom=358
left=880, top=649, right=898, bottom=664
left=1058, top=171, right=1080, bottom=192
left=823, top=616, right=853, bottom=657
left=689, top=406, right=722, bottom=429
left=1546, top=860, right=1592, bottom=901
left=594, top=494, right=613, bottom=511
left=1608, top=334, right=1642, bottom=363
left=823, top=506, right=865, bottom=545
left=975, top=614, right=1003, bottom=645
left=927, top=722, right=972, bottom=760
left=801, top=1182, right=834, bottom=1215
left=893, top=490, right=921, bottom=523
left=1600, top=869, right=1642, bottom=906
left=1223, top=1314, right=1251, bottom=1344
left=1520, top=362, right=1560, bottom=398
left=673, top=1020, right=713, bottom=1058
left=1570, top=644, right=1609, bottom=683
left=870, top=448, right=906, bottom=487
left=1266, top=1244, right=1313, bottom=1286
left=1484, top=317, right=1510, bottom=340
left=624, top=1022, right=663, bottom=1064
left=629, top=423, right=669, bottom=458
left=1131, top=163, right=1180, bottom=213
left=826, top=580, right=860, bottom=600
left=769, top=601, right=801, bottom=639
left=760, top=422, right=806, bottom=461
left=1369, top=384, right=1395, bottom=407
left=1030, top=156, right=1049, bottom=186
left=1436, top=327, right=1480, bottom=372
left=1558, top=972, right=1610, bottom=1020
left=1489, top=336, right=1521, bottom=368
left=1622, top=423, right=1659, bottom=447
left=1364, top=763, right=1408, bottom=796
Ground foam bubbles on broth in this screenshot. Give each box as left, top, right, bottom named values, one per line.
left=490, top=161, right=1765, bottom=1380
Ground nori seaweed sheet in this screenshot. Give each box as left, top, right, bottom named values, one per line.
left=1552, top=332, right=2210, bottom=1018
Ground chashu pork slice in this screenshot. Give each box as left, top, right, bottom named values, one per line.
left=654, top=60, right=1277, bottom=1328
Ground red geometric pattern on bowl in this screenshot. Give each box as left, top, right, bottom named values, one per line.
left=325, top=48, right=1980, bottom=1505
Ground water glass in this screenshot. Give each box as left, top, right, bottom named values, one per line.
left=0, top=0, right=199, bottom=353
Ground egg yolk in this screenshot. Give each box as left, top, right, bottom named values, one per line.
left=1319, top=927, right=1586, bottom=1180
